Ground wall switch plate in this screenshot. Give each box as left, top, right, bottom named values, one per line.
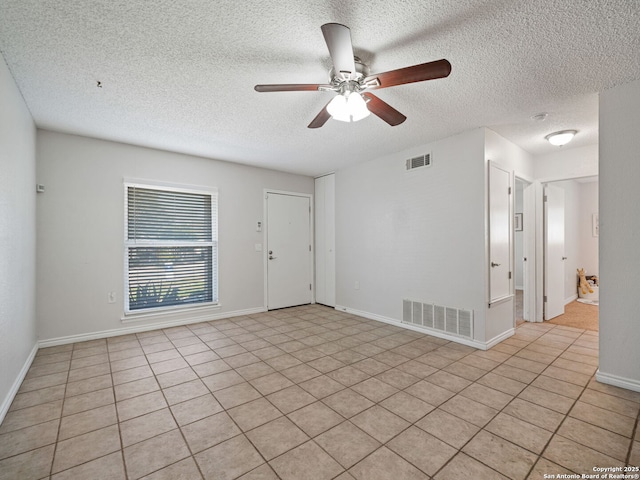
left=108, top=292, right=116, bottom=303
left=354, top=281, right=360, bottom=290
left=255, top=243, right=262, bottom=252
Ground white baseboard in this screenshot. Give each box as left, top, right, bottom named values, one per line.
left=565, top=294, right=578, bottom=305
left=335, top=305, right=514, bottom=351
left=0, top=342, right=38, bottom=425
left=484, top=328, right=516, bottom=350
left=39, top=306, right=267, bottom=348
left=595, top=370, right=640, bottom=393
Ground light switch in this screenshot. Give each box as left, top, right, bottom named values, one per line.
left=255, top=243, right=262, bottom=252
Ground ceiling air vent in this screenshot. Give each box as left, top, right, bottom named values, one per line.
left=406, top=153, right=431, bottom=171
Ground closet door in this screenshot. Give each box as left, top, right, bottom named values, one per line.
left=315, top=174, right=335, bottom=307
left=488, top=162, right=513, bottom=304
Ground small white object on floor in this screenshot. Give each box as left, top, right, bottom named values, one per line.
left=577, top=298, right=599, bottom=306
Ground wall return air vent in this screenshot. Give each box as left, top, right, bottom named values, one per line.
left=405, top=153, right=431, bottom=171
left=402, top=299, right=473, bottom=340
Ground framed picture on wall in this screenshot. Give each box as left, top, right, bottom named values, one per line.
left=515, top=213, right=523, bottom=231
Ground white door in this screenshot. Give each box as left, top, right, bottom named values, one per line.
left=522, top=182, right=536, bottom=321
left=315, top=174, right=336, bottom=307
left=266, top=193, right=312, bottom=310
left=544, top=184, right=565, bottom=320
left=489, top=162, right=512, bottom=303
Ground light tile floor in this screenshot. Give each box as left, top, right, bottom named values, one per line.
left=1, top=305, right=639, bottom=480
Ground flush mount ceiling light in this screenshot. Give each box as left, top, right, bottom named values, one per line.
left=545, top=130, right=577, bottom=146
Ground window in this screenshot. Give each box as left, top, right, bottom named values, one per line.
left=125, top=183, right=218, bottom=312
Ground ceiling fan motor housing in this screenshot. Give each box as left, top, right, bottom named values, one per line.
left=329, top=56, right=370, bottom=82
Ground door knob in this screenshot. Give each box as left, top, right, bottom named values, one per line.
left=491, top=262, right=500, bottom=267
left=562, top=256, right=567, bottom=260
left=269, top=255, right=277, bottom=260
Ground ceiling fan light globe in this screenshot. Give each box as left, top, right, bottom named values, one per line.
left=327, top=95, right=351, bottom=122
left=327, top=93, right=369, bottom=122
left=348, top=93, right=370, bottom=121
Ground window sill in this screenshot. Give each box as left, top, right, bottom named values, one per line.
left=121, top=302, right=221, bottom=324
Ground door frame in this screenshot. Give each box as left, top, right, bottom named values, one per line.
left=528, top=174, right=599, bottom=322
left=514, top=178, right=537, bottom=322
left=263, top=189, right=315, bottom=309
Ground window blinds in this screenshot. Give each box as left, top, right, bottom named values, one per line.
left=126, top=185, right=217, bottom=311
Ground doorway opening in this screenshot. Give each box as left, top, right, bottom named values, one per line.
left=542, top=176, right=599, bottom=331
left=514, top=177, right=535, bottom=325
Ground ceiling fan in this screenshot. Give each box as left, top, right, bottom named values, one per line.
left=254, top=23, right=452, bottom=128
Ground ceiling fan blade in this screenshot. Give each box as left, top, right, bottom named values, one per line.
left=321, top=23, right=356, bottom=78
left=364, top=59, right=451, bottom=89
left=362, top=93, right=406, bottom=126
left=254, top=84, right=330, bottom=93
left=308, top=102, right=332, bottom=129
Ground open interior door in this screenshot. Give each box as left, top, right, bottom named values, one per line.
left=544, top=184, right=565, bottom=320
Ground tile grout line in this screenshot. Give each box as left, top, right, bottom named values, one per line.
left=148, top=332, right=209, bottom=480
left=503, top=325, right=600, bottom=477
left=108, top=344, right=129, bottom=480
left=47, top=351, right=70, bottom=479
left=427, top=323, right=597, bottom=479
left=627, top=409, right=640, bottom=467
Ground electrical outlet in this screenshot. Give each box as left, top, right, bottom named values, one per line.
left=108, top=292, right=116, bottom=304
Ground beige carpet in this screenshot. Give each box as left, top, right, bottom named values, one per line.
left=547, top=299, right=599, bottom=331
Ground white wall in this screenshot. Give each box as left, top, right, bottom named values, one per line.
left=485, top=129, right=535, bottom=181
left=535, top=143, right=598, bottom=181
left=514, top=182, right=524, bottom=289
left=0, top=57, right=37, bottom=420
left=335, top=128, right=491, bottom=341
left=578, top=181, right=599, bottom=276
left=598, top=78, right=640, bottom=391
left=36, top=131, right=313, bottom=341
left=334, top=127, right=535, bottom=347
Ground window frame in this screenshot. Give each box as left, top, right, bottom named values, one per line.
left=123, top=180, right=218, bottom=314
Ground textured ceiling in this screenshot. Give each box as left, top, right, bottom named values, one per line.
left=0, top=1, right=638, bottom=176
